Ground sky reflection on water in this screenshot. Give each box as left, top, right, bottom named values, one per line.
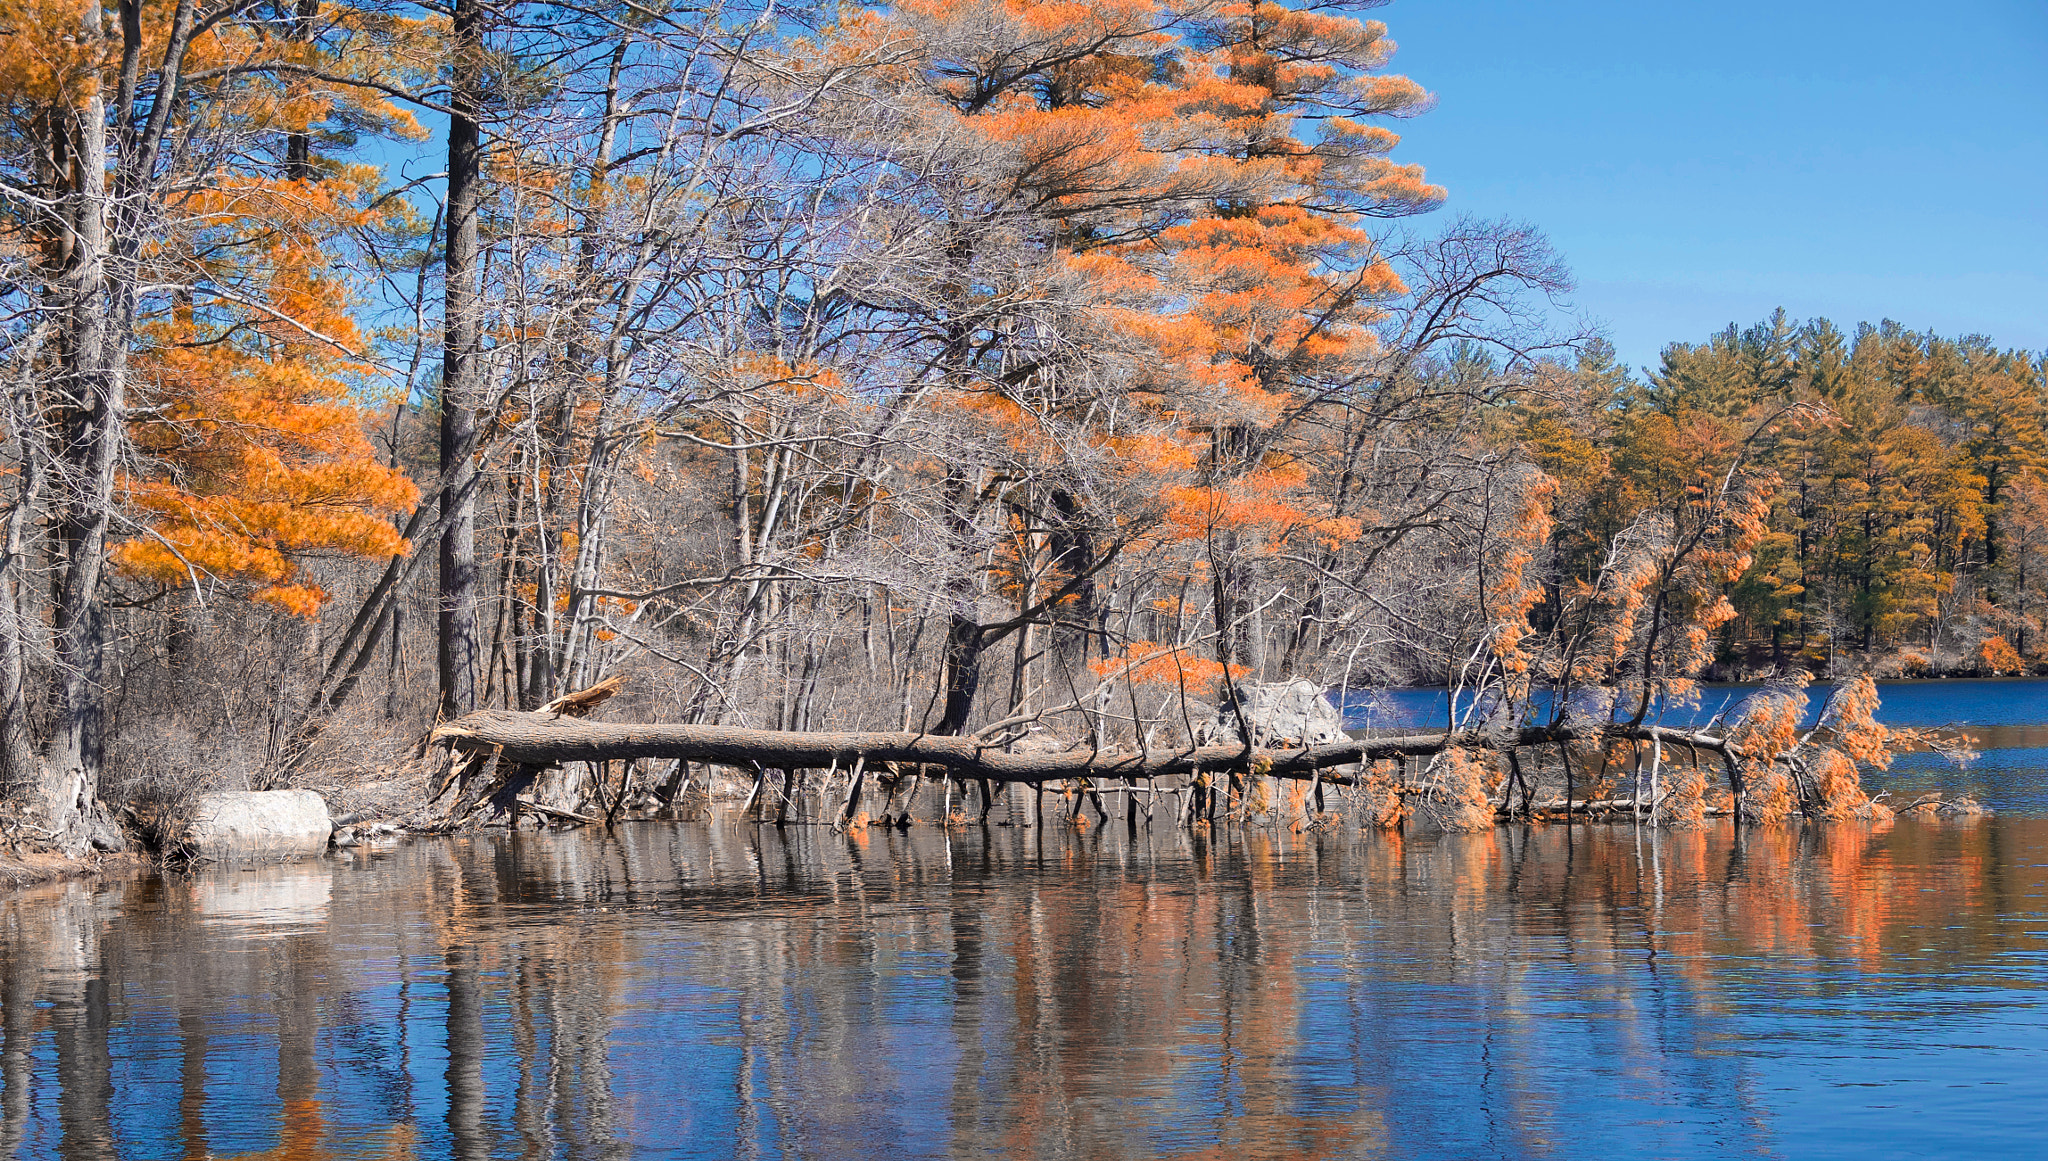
left=3, top=808, right=2046, bottom=1159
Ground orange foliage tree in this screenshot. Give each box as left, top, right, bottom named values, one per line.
left=809, top=0, right=1447, bottom=752
left=116, top=311, right=418, bottom=616
left=0, top=0, right=431, bottom=843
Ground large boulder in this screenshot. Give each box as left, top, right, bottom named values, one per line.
left=185, top=790, right=332, bottom=860
left=1202, top=680, right=1347, bottom=748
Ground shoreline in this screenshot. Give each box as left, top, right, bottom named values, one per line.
left=3, top=808, right=2001, bottom=902
left=8, top=675, right=2040, bottom=900
left=0, top=850, right=149, bottom=892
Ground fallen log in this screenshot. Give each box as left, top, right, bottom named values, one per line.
left=436, top=710, right=1436, bottom=785
left=428, top=707, right=1733, bottom=787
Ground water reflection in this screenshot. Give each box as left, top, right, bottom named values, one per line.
left=1, top=819, right=2044, bottom=1159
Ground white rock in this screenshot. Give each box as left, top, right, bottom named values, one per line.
left=185, top=790, right=332, bottom=860
left=1203, top=680, right=1347, bottom=748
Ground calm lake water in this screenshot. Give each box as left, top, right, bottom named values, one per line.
left=2, top=679, right=2045, bottom=1159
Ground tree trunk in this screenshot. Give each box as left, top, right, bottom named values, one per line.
left=0, top=345, right=46, bottom=796
left=283, top=0, right=320, bottom=179
left=41, top=72, right=126, bottom=852
left=935, top=613, right=983, bottom=737
left=438, top=0, right=486, bottom=720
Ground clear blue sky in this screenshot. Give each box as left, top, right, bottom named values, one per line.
left=1378, top=0, right=2048, bottom=373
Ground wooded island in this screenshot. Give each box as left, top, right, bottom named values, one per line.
left=0, top=0, right=2038, bottom=854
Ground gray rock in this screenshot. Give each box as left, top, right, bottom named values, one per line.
left=1203, top=680, right=1347, bottom=748
left=185, top=790, right=332, bottom=860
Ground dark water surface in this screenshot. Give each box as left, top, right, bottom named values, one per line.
left=2, top=680, right=2045, bottom=1159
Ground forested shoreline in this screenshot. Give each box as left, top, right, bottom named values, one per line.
left=2, top=0, right=2040, bottom=854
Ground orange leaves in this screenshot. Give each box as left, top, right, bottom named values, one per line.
left=1718, top=674, right=1904, bottom=824
left=0, top=0, right=104, bottom=106
left=114, top=309, right=418, bottom=616
left=1158, top=205, right=1398, bottom=369
left=1551, top=408, right=1784, bottom=694
left=1731, top=686, right=1805, bottom=768
left=113, top=439, right=416, bottom=615
left=1659, top=749, right=1710, bottom=826
left=1155, top=461, right=1352, bottom=549
left=1558, top=544, right=1659, bottom=685
left=1163, top=484, right=1267, bottom=540
left=1820, top=674, right=1891, bottom=767
left=970, top=101, right=1175, bottom=213
left=721, top=355, right=848, bottom=404
left=1134, top=207, right=1402, bottom=426
left=2, top=0, right=440, bottom=633
left=1977, top=635, right=2025, bottom=676
left=866, top=0, right=1435, bottom=441
left=1088, top=641, right=1247, bottom=693
left=1164, top=204, right=1371, bottom=260
left=1187, top=1, right=1442, bottom=212
left=1102, top=431, right=1199, bottom=476
left=1418, top=747, right=1496, bottom=832
left=932, top=389, right=1070, bottom=467
left=1806, top=749, right=1870, bottom=820
left=896, top=0, right=1176, bottom=133
left=3, top=0, right=429, bottom=139
left=1483, top=472, right=1555, bottom=680
left=1725, top=688, right=1805, bottom=823
left=1359, top=759, right=1408, bottom=829
left=1738, top=763, right=1798, bottom=826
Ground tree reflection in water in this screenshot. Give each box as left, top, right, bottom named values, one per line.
left=0, top=817, right=2042, bottom=1158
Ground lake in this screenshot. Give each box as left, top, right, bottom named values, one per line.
left=1, top=679, right=2045, bottom=1158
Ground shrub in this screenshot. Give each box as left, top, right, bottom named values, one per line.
left=1978, top=635, right=2025, bottom=676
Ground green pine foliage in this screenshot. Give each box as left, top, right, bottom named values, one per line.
left=1521, top=315, right=2048, bottom=675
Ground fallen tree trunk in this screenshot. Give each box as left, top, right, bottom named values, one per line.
left=429, top=707, right=1733, bottom=787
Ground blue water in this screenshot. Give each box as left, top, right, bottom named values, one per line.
left=1338, top=676, right=2048, bottom=732
left=2, top=820, right=2043, bottom=1159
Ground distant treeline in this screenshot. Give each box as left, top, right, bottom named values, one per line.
left=1517, top=311, right=2047, bottom=676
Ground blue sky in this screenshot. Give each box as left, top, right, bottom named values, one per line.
left=1377, top=0, right=2048, bottom=373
